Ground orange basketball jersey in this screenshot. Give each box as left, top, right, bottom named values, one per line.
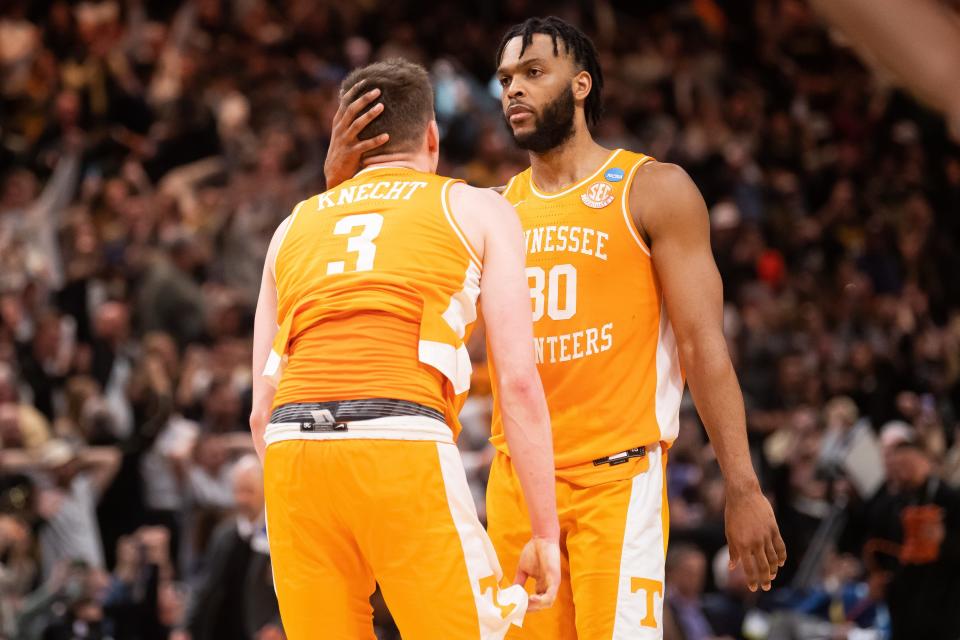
left=265, top=166, right=481, bottom=437
left=489, top=149, right=685, bottom=470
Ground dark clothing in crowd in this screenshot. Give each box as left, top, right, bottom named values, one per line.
left=184, top=520, right=281, bottom=640
left=884, top=479, right=960, bottom=640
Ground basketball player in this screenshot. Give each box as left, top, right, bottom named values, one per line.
left=250, top=59, right=561, bottom=640
left=325, top=17, right=787, bottom=639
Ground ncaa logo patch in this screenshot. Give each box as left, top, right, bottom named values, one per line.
left=581, top=182, right=615, bottom=209
left=605, top=167, right=625, bottom=182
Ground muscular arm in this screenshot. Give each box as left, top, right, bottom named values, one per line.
left=451, top=185, right=559, bottom=542
left=250, top=216, right=293, bottom=462
left=634, top=162, right=786, bottom=591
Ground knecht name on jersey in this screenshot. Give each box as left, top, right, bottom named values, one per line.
left=317, top=180, right=429, bottom=210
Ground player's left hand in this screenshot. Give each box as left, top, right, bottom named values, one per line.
left=724, top=486, right=786, bottom=592
left=514, top=536, right=561, bottom=611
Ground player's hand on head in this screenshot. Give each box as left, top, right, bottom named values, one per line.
left=724, top=487, right=786, bottom=593
left=324, top=83, right=390, bottom=189
left=514, top=537, right=561, bottom=611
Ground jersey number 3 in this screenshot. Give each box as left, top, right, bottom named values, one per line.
left=326, top=213, right=384, bottom=274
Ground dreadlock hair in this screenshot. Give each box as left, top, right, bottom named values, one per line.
left=495, top=16, right=604, bottom=127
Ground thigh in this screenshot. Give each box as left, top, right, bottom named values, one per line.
left=568, top=449, right=668, bottom=640
left=264, top=440, right=377, bottom=640
left=487, top=453, right=577, bottom=640
left=365, top=442, right=526, bottom=640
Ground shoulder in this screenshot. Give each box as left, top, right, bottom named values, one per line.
left=449, top=182, right=515, bottom=218
left=630, top=161, right=707, bottom=236
left=266, top=200, right=307, bottom=268
left=631, top=161, right=701, bottom=203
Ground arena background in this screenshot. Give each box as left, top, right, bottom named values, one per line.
left=2, top=0, right=960, bottom=639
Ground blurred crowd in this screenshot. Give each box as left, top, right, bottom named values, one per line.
left=2, top=0, right=960, bottom=639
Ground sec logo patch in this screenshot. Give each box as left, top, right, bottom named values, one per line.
left=581, top=182, right=614, bottom=208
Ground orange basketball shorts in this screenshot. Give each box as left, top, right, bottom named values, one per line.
left=486, top=445, right=669, bottom=640
left=264, top=437, right=528, bottom=640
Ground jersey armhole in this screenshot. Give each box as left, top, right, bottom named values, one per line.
left=441, top=179, right=482, bottom=268
left=272, top=199, right=308, bottom=278
left=501, top=174, right=519, bottom=200
left=621, top=157, right=654, bottom=257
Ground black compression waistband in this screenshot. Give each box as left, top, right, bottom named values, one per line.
left=270, top=399, right=444, bottom=429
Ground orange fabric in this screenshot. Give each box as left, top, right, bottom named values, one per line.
left=265, top=439, right=499, bottom=639
left=269, top=167, right=479, bottom=437
left=490, top=149, right=684, bottom=469
left=487, top=450, right=669, bottom=639
left=278, top=312, right=447, bottom=413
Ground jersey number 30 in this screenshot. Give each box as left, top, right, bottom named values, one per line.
left=528, top=264, right=577, bottom=321
left=326, top=213, right=384, bottom=274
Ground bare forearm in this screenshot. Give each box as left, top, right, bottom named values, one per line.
left=682, top=338, right=760, bottom=493
left=249, top=382, right=272, bottom=464
left=499, top=379, right=560, bottom=541
left=249, top=419, right=267, bottom=463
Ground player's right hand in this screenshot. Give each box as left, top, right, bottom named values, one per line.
left=514, top=536, right=561, bottom=611
left=324, top=84, right=390, bottom=190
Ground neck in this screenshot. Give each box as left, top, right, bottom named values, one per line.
left=362, top=152, right=432, bottom=174
left=527, top=125, right=610, bottom=193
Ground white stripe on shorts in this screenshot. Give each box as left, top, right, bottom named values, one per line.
left=435, top=442, right=528, bottom=639
left=612, top=446, right=667, bottom=639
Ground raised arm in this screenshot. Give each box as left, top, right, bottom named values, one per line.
left=250, top=214, right=294, bottom=462
left=633, top=162, right=786, bottom=592
left=323, top=86, right=390, bottom=189
left=80, top=446, right=122, bottom=497
left=449, top=183, right=560, bottom=609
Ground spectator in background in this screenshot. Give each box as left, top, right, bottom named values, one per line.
left=174, top=455, right=281, bottom=640
left=30, top=439, right=121, bottom=578
left=136, top=235, right=207, bottom=348
left=870, top=441, right=960, bottom=640
left=665, top=544, right=721, bottom=640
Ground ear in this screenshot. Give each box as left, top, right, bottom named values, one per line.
left=426, top=120, right=440, bottom=153
left=572, top=70, right=592, bottom=102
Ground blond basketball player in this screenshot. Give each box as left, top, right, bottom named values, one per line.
left=325, top=18, right=787, bottom=639
left=250, top=59, right=561, bottom=640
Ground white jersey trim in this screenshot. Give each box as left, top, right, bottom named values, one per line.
left=612, top=445, right=666, bottom=639
left=353, top=164, right=415, bottom=177
left=264, top=416, right=452, bottom=446
left=441, top=179, right=482, bottom=267
left=435, top=442, right=528, bottom=638
left=528, top=149, right=623, bottom=200
left=620, top=157, right=654, bottom=257
left=272, top=199, right=307, bottom=277
left=654, top=296, right=683, bottom=443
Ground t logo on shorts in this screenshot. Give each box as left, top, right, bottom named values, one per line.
left=479, top=575, right=517, bottom=619
left=630, top=577, right=663, bottom=628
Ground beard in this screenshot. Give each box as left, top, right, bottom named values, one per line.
left=506, top=86, right=576, bottom=153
